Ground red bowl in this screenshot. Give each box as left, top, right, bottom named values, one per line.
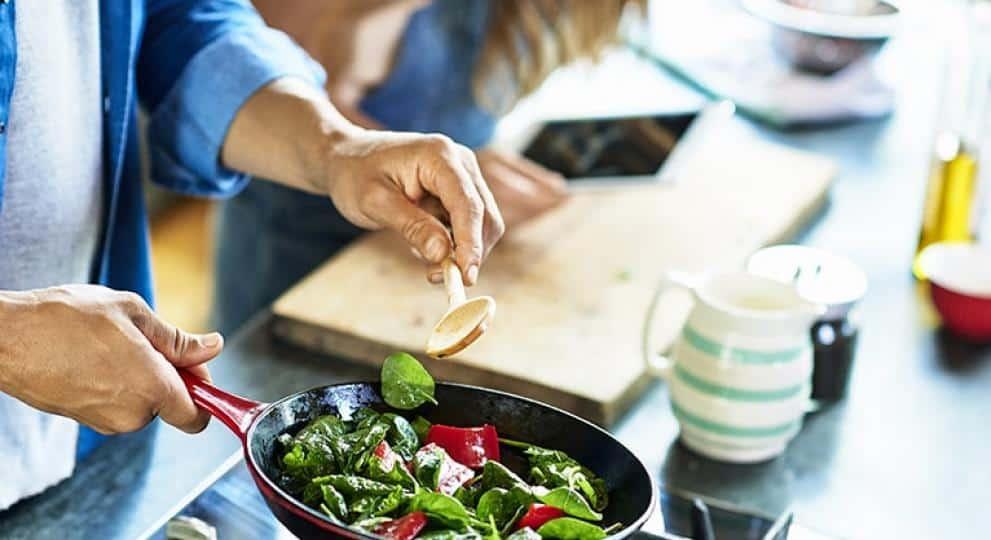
left=918, top=243, right=991, bottom=341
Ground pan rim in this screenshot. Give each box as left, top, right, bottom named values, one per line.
left=245, top=381, right=657, bottom=538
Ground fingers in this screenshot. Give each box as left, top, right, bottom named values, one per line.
left=123, top=294, right=224, bottom=367
left=494, top=150, right=568, bottom=195
left=157, top=363, right=211, bottom=434
left=459, top=149, right=505, bottom=262
left=362, top=180, right=455, bottom=264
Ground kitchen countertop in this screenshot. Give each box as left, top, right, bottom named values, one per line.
left=2, top=1, right=988, bottom=539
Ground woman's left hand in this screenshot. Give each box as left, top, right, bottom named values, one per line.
left=476, top=148, right=569, bottom=230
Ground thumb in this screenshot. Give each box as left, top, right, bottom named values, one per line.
left=368, top=185, right=453, bottom=264
left=131, top=309, right=224, bottom=367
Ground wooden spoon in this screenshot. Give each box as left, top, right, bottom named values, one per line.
left=425, top=259, right=496, bottom=358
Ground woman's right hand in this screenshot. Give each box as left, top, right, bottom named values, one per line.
left=0, top=285, right=224, bottom=435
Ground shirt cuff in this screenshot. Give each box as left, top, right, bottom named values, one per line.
left=147, top=25, right=326, bottom=198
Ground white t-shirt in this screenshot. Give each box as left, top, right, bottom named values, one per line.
left=0, top=0, right=105, bottom=509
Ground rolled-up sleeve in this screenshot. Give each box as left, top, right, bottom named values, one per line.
left=139, top=0, right=326, bottom=198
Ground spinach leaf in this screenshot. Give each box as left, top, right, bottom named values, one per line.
left=411, top=415, right=432, bottom=445
left=521, top=445, right=609, bottom=512
left=297, top=415, right=349, bottom=443
left=320, top=484, right=348, bottom=520
left=313, top=475, right=396, bottom=498
left=537, top=486, right=603, bottom=521
left=366, top=454, right=418, bottom=491
left=476, top=488, right=520, bottom=531
left=418, top=531, right=484, bottom=540
left=481, top=460, right=529, bottom=492
left=331, top=422, right=389, bottom=474
left=413, top=444, right=445, bottom=489
left=406, top=490, right=482, bottom=531
left=536, top=517, right=608, bottom=540
left=453, top=482, right=482, bottom=508
left=381, top=352, right=438, bottom=409
left=506, top=527, right=543, bottom=540
left=372, top=487, right=406, bottom=517
left=351, top=516, right=391, bottom=531
left=350, top=495, right=379, bottom=521
left=351, top=407, right=382, bottom=431
left=383, top=412, right=419, bottom=461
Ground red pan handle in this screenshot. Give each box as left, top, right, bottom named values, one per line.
left=179, top=369, right=268, bottom=441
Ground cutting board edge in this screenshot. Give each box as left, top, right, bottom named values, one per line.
left=269, top=315, right=652, bottom=426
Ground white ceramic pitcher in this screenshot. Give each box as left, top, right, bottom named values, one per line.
left=643, top=270, right=825, bottom=463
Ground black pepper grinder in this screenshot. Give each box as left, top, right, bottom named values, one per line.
left=747, top=246, right=867, bottom=406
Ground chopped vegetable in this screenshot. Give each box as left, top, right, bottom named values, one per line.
left=535, top=517, right=607, bottom=540
left=382, top=352, right=438, bottom=409
left=426, top=424, right=501, bottom=469
left=275, top=352, right=614, bottom=539
left=373, top=511, right=429, bottom=540
left=516, top=504, right=566, bottom=531
left=413, top=443, right=475, bottom=495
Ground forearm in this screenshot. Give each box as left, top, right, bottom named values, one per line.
left=220, top=77, right=361, bottom=195
left=0, top=290, right=39, bottom=395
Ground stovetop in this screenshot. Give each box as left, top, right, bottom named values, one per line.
left=152, top=462, right=839, bottom=540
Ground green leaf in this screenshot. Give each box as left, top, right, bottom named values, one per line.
left=536, top=517, right=608, bottom=540
left=350, top=495, right=379, bottom=521
left=372, top=488, right=406, bottom=517
left=406, top=490, right=477, bottom=530
left=351, top=516, right=392, bottom=532
left=351, top=407, right=382, bottom=431
left=522, top=445, right=609, bottom=512
left=332, top=422, right=390, bottom=474
left=383, top=413, right=420, bottom=461
left=413, top=444, right=445, bottom=490
left=411, top=415, right=432, bottom=444
left=506, top=527, right=543, bottom=540
left=320, top=484, right=348, bottom=520
left=476, top=488, right=521, bottom=531
left=453, top=482, right=482, bottom=509
left=313, top=474, right=397, bottom=498
left=481, top=460, right=529, bottom=492
left=417, top=531, right=484, bottom=540
left=366, top=454, right=418, bottom=491
left=381, top=352, right=438, bottom=409
left=537, top=487, right=603, bottom=521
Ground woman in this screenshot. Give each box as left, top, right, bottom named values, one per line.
left=214, top=0, right=645, bottom=334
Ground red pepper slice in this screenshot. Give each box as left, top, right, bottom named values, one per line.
left=373, top=440, right=402, bottom=472
left=516, top=503, right=566, bottom=531
left=373, top=511, right=428, bottom=540
left=424, top=424, right=500, bottom=469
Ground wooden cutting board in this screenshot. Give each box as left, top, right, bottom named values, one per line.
left=272, top=135, right=835, bottom=426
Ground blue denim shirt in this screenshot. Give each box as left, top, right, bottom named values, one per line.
left=0, top=0, right=323, bottom=301
left=0, top=0, right=324, bottom=459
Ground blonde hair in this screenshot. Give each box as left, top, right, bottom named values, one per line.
left=474, top=0, right=646, bottom=111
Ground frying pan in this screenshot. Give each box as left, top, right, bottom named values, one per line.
left=180, top=371, right=656, bottom=539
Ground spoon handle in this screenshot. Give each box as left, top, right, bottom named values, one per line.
left=442, top=258, right=467, bottom=307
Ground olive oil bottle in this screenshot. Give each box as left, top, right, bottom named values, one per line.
left=913, top=133, right=980, bottom=279
left=913, top=0, right=990, bottom=279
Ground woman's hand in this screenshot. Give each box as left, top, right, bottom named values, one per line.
left=222, top=79, right=504, bottom=286
left=0, top=285, right=223, bottom=435
left=476, top=148, right=569, bottom=229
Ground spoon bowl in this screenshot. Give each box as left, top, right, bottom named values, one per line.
left=426, top=295, right=496, bottom=358
left=425, top=259, right=496, bottom=358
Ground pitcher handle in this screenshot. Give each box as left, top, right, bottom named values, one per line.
left=642, top=271, right=698, bottom=380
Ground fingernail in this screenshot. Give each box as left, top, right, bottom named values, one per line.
left=428, top=272, right=443, bottom=284
left=201, top=333, right=223, bottom=348
left=466, top=265, right=479, bottom=285
left=424, top=236, right=446, bottom=261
